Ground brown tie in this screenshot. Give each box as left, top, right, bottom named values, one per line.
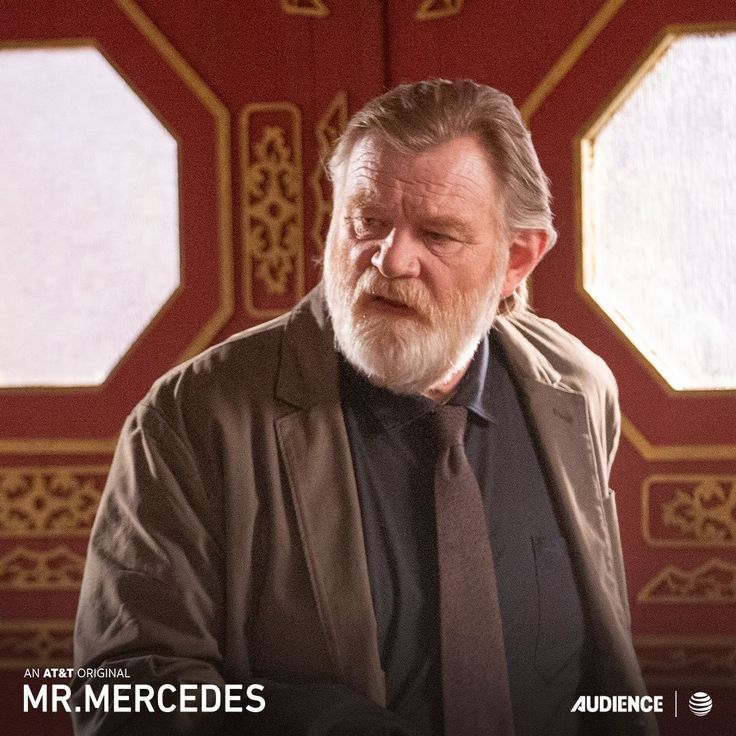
left=432, top=404, right=515, bottom=736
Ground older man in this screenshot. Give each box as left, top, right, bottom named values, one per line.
left=74, top=80, right=656, bottom=736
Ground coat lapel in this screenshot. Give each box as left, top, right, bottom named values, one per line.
left=274, top=287, right=385, bottom=705
left=494, top=318, right=626, bottom=627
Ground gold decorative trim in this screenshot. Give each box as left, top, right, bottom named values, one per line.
left=0, top=437, right=117, bottom=455
left=416, top=0, right=464, bottom=21
left=637, top=558, right=736, bottom=604
left=0, top=619, right=74, bottom=669
left=280, top=0, right=329, bottom=18
left=0, top=545, right=85, bottom=590
left=622, top=415, right=736, bottom=462
left=634, top=635, right=736, bottom=687
left=310, top=91, right=348, bottom=253
left=520, top=0, right=628, bottom=122
left=0, top=466, right=106, bottom=537
left=576, top=24, right=736, bottom=398
left=114, top=0, right=234, bottom=364
left=241, top=103, right=304, bottom=318
left=0, top=37, right=184, bottom=395
left=643, top=475, right=736, bottom=547
left=0, top=2, right=234, bottom=453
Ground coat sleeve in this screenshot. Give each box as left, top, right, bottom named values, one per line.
left=72, top=400, right=415, bottom=736
left=72, top=399, right=233, bottom=734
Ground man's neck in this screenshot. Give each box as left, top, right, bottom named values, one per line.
left=421, top=361, right=470, bottom=403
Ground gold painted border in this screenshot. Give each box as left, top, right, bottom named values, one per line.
left=520, top=0, right=629, bottom=122
left=0, top=1, right=234, bottom=453
left=0, top=619, right=74, bottom=669
left=642, top=473, right=736, bottom=548
left=0, top=438, right=117, bottom=455
left=115, top=0, right=234, bottom=364
left=567, top=23, right=736, bottom=460
left=576, top=24, right=736, bottom=398
left=240, top=102, right=305, bottom=319
left=622, top=415, right=736, bottom=462
left=634, top=634, right=736, bottom=688
left=0, top=37, right=184, bottom=394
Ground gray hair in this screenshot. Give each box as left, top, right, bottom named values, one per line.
left=328, top=79, right=556, bottom=314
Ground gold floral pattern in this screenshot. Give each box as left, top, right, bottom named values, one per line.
left=643, top=475, right=736, bottom=547
left=0, top=467, right=106, bottom=537
left=0, top=545, right=85, bottom=590
left=637, top=558, right=736, bottom=604
left=241, top=103, right=304, bottom=315
left=0, top=620, right=74, bottom=668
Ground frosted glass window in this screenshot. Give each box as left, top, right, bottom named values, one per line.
left=0, top=45, right=179, bottom=387
left=581, top=32, right=736, bottom=391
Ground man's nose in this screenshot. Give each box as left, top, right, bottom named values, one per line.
left=370, top=228, right=421, bottom=279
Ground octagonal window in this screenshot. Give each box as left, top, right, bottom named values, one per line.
left=0, top=45, right=179, bottom=387
left=580, top=31, right=736, bottom=391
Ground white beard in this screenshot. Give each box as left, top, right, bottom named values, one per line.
left=323, top=249, right=505, bottom=396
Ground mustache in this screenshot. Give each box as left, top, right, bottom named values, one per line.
left=354, top=271, right=433, bottom=314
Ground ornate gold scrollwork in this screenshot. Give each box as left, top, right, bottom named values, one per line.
left=0, top=620, right=74, bottom=668
left=637, top=558, right=736, bottom=604
left=241, top=103, right=304, bottom=317
left=280, top=0, right=329, bottom=18
left=663, top=478, right=736, bottom=544
left=0, top=545, right=85, bottom=590
left=416, top=0, right=464, bottom=21
left=310, top=91, right=348, bottom=252
left=0, top=467, right=105, bottom=537
left=643, top=475, right=736, bottom=547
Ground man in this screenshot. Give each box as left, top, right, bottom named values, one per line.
left=74, top=79, right=657, bottom=736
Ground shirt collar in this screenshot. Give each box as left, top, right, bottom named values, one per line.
left=449, top=333, right=496, bottom=423
left=338, top=332, right=496, bottom=431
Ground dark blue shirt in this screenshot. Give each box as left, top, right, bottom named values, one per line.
left=338, top=330, right=587, bottom=736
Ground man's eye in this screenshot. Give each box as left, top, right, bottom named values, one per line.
left=424, top=231, right=459, bottom=248
left=351, top=216, right=387, bottom=238
left=424, top=230, right=465, bottom=254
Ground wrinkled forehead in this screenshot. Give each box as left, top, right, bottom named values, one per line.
left=338, top=134, right=499, bottom=210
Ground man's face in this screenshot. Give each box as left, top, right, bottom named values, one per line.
left=324, top=135, right=511, bottom=396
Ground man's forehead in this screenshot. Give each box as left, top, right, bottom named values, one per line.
left=342, top=135, right=496, bottom=206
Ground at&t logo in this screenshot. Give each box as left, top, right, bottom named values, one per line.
left=688, top=691, right=712, bottom=716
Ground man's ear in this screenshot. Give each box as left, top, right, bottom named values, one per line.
left=500, top=229, right=549, bottom=298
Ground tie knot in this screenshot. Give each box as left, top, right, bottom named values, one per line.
left=432, top=404, right=468, bottom=450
